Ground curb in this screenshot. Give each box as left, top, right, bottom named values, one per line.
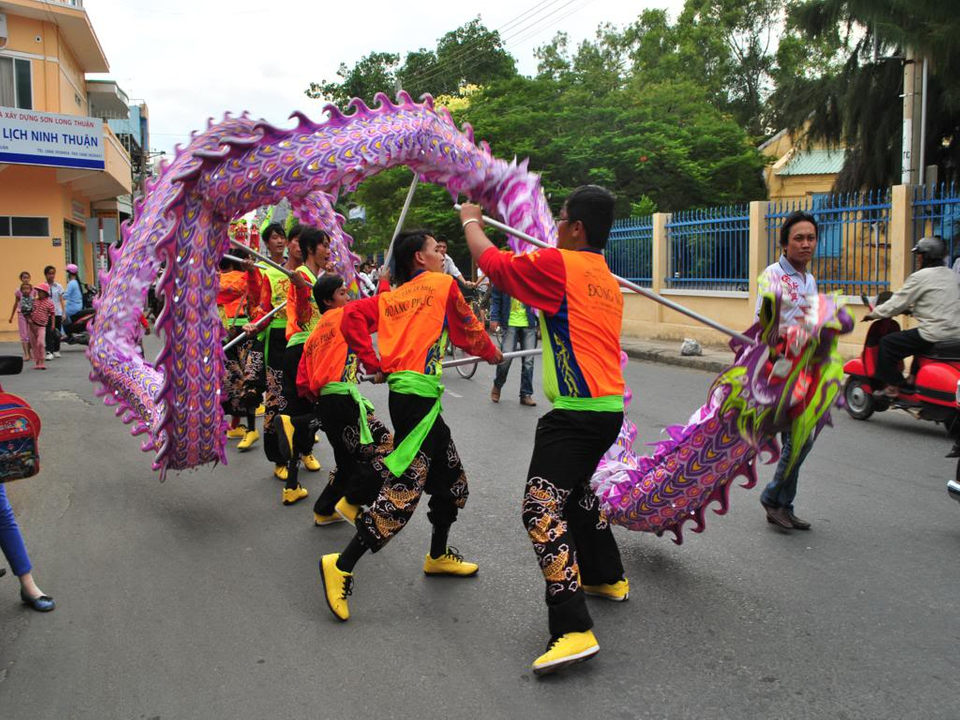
left=621, top=345, right=730, bottom=374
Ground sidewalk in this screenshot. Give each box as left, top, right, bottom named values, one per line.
left=620, top=336, right=733, bottom=374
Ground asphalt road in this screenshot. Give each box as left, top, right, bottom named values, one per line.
left=0, top=340, right=957, bottom=720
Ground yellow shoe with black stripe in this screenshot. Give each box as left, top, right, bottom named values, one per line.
left=282, top=485, right=308, bottom=506
left=237, top=428, right=259, bottom=451
left=226, top=424, right=247, bottom=439
left=255, top=404, right=265, bottom=417
left=532, top=631, right=600, bottom=676
left=273, top=464, right=288, bottom=482
left=301, top=453, right=322, bottom=472
left=314, top=512, right=344, bottom=527
left=334, top=497, right=360, bottom=524
left=582, top=578, right=629, bottom=602
left=274, top=415, right=295, bottom=462
left=423, top=547, right=478, bottom=577
left=319, top=554, right=353, bottom=621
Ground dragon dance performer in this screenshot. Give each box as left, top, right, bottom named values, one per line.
left=295, top=273, right=395, bottom=526
left=275, top=227, right=330, bottom=505
left=461, top=186, right=628, bottom=676
left=218, top=250, right=262, bottom=449
left=249, top=223, right=296, bottom=480
left=317, top=230, right=502, bottom=622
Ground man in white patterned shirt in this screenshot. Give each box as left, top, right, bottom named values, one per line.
left=756, top=211, right=819, bottom=532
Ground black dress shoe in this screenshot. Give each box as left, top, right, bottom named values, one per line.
left=787, top=512, right=811, bottom=530
left=946, top=442, right=960, bottom=459
left=0, top=567, right=6, bottom=578
left=20, top=589, right=55, bottom=612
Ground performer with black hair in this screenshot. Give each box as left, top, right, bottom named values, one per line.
left=461, top=185, right=628, bottom=676
left=275, top=227, right=329, bottom=505
left=317, top=229, right=502, bottom=622
left=296, top=273, right=394, bottom=526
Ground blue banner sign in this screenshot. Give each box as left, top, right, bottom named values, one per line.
left=0, top=106, right=105, bottom=170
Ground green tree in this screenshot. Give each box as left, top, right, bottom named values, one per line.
left=305, top=51, right=400, bottom=106
left=773, top=0, right=960, bottom=189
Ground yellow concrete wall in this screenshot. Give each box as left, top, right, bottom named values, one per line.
left=767, top=174, right=836, bottom=202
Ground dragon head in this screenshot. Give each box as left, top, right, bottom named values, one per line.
left=711, top=280, right=855, bottom=465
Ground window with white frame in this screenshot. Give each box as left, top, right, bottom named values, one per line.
left=0, top=56, right=32, bottom=109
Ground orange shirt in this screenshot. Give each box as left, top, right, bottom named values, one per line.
left=296, top=306, right=360, bottom=400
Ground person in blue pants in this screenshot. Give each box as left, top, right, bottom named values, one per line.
left=0, top=484, right=55, bottom=611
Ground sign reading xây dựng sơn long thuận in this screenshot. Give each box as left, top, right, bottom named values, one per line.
left=0, top=106, right=105, bottom=170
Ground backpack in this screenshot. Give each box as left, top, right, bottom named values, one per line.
left=0, top=391, right=42, bottom=482
left=18, top=293, right=34, bottom=316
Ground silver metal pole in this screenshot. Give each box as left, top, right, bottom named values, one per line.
left=228, top=238, right=296, bottom=278
left=360, top=348, right=542, bottom=382
left=384, top=172, right=420, bottom=269
left=222, top=301, right=287, bottom=352
left=453, top=204, right=755, bottom=345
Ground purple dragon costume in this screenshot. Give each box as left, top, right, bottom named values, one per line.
left=88, top=92, right=851, bottom=544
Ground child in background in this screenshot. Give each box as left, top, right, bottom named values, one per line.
left=8, top=274, right=34, bottom=361
left=28, top=284, right=55, bottom=370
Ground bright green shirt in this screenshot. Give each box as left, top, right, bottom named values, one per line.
left=508, top=297, right=529, bottom=327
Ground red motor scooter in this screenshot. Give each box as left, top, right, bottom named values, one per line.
left=842, top=299, right=960, bottom=502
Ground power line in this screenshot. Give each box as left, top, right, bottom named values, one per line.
left=401, top=0, right=568, bottom=90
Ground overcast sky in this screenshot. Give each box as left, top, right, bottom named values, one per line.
left=84, top=0, right=684, bottom=157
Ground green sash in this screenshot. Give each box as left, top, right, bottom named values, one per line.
left=320, top=382, right=375, bottom=445
left=552, top=394, right=625, bottom=412
left=382, top=371, right=443, bottom=477
left=287, top=330, right=310, bottom=348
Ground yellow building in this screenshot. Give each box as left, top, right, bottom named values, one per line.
left=760, top=128, right=846, bottom=200
left=1, top=0, right=132, bottom=340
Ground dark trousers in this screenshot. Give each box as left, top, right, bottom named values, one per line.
left=760, top=430, right=815, bottom=512
left=281, top=343, right=317, bottom=460
left=45, top=316, right=61, bottom=354
left=356, top=392, right=468, bottom=553
left=261, top=327, right=289, bottom=465
left=523, top=408, right=625, bottom=637
left=313, top=394, right=393, bottom=516
left=878, top=328, right=933, bottom=387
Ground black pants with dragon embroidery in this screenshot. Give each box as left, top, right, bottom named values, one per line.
left=356, top=392, right=468, bottom=553
left=523, top=408, right=625, bottom=637
left=261, top=326, right=289, bottom=465
left=313, top=394, right=394, bottom=516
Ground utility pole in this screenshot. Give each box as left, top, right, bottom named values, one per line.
left=901, top=49, right=925, bottom=185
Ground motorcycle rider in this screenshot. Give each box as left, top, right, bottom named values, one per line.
left=864, top=236, right=960, bottom=458
left=864, top=236, right=960, bottom=395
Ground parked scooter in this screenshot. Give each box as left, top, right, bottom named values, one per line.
left=63, top=307, right=96, bottom=346
left=843, top=295, right=960, bottom=502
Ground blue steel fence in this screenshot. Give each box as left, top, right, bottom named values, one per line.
left=605, top=215, right=653, bottom=287
left=766, top=190, right=891, bottom=296
left=666, top=205, right=749, bottom=290
left=913, top=183, right=960, bottom=267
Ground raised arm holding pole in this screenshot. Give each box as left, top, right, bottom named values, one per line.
left=454, top=203, right=754, bottom=346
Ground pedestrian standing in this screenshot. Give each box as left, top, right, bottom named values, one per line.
left=43, top=265, right=65, bottom=359
left=0, top=484, right=55, bottom=612
left=757, top=211, right=820, bottom=531
left=8, top=272, right=33, bottom=361
left=489, top=285, right=538, bottom=406
left=27, top=283, right=55, bottom=370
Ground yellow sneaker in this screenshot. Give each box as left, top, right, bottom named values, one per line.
left=237, top=428, right=260, bottom=451
left=282, top=485, right=308, bottom=506
left=582, top=578, right=629, bottom=602
left=301, top=453, right=322, bottom=472
left=273, top=464, right=288, bottom=482
left=226, top=424, right=247, bottom=439
left=275, top=415, right=295, bottom=462
left=256, top=404, right=265, bottom=417
left=314, top=512, right=344, bottom=527
left=334, top=497, right=360, bottom=524
left=531, top=631, right=600, bottom=675
left=319, top=553, right=353, bottom=621
left=423, top=546, right=478, bottom=577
